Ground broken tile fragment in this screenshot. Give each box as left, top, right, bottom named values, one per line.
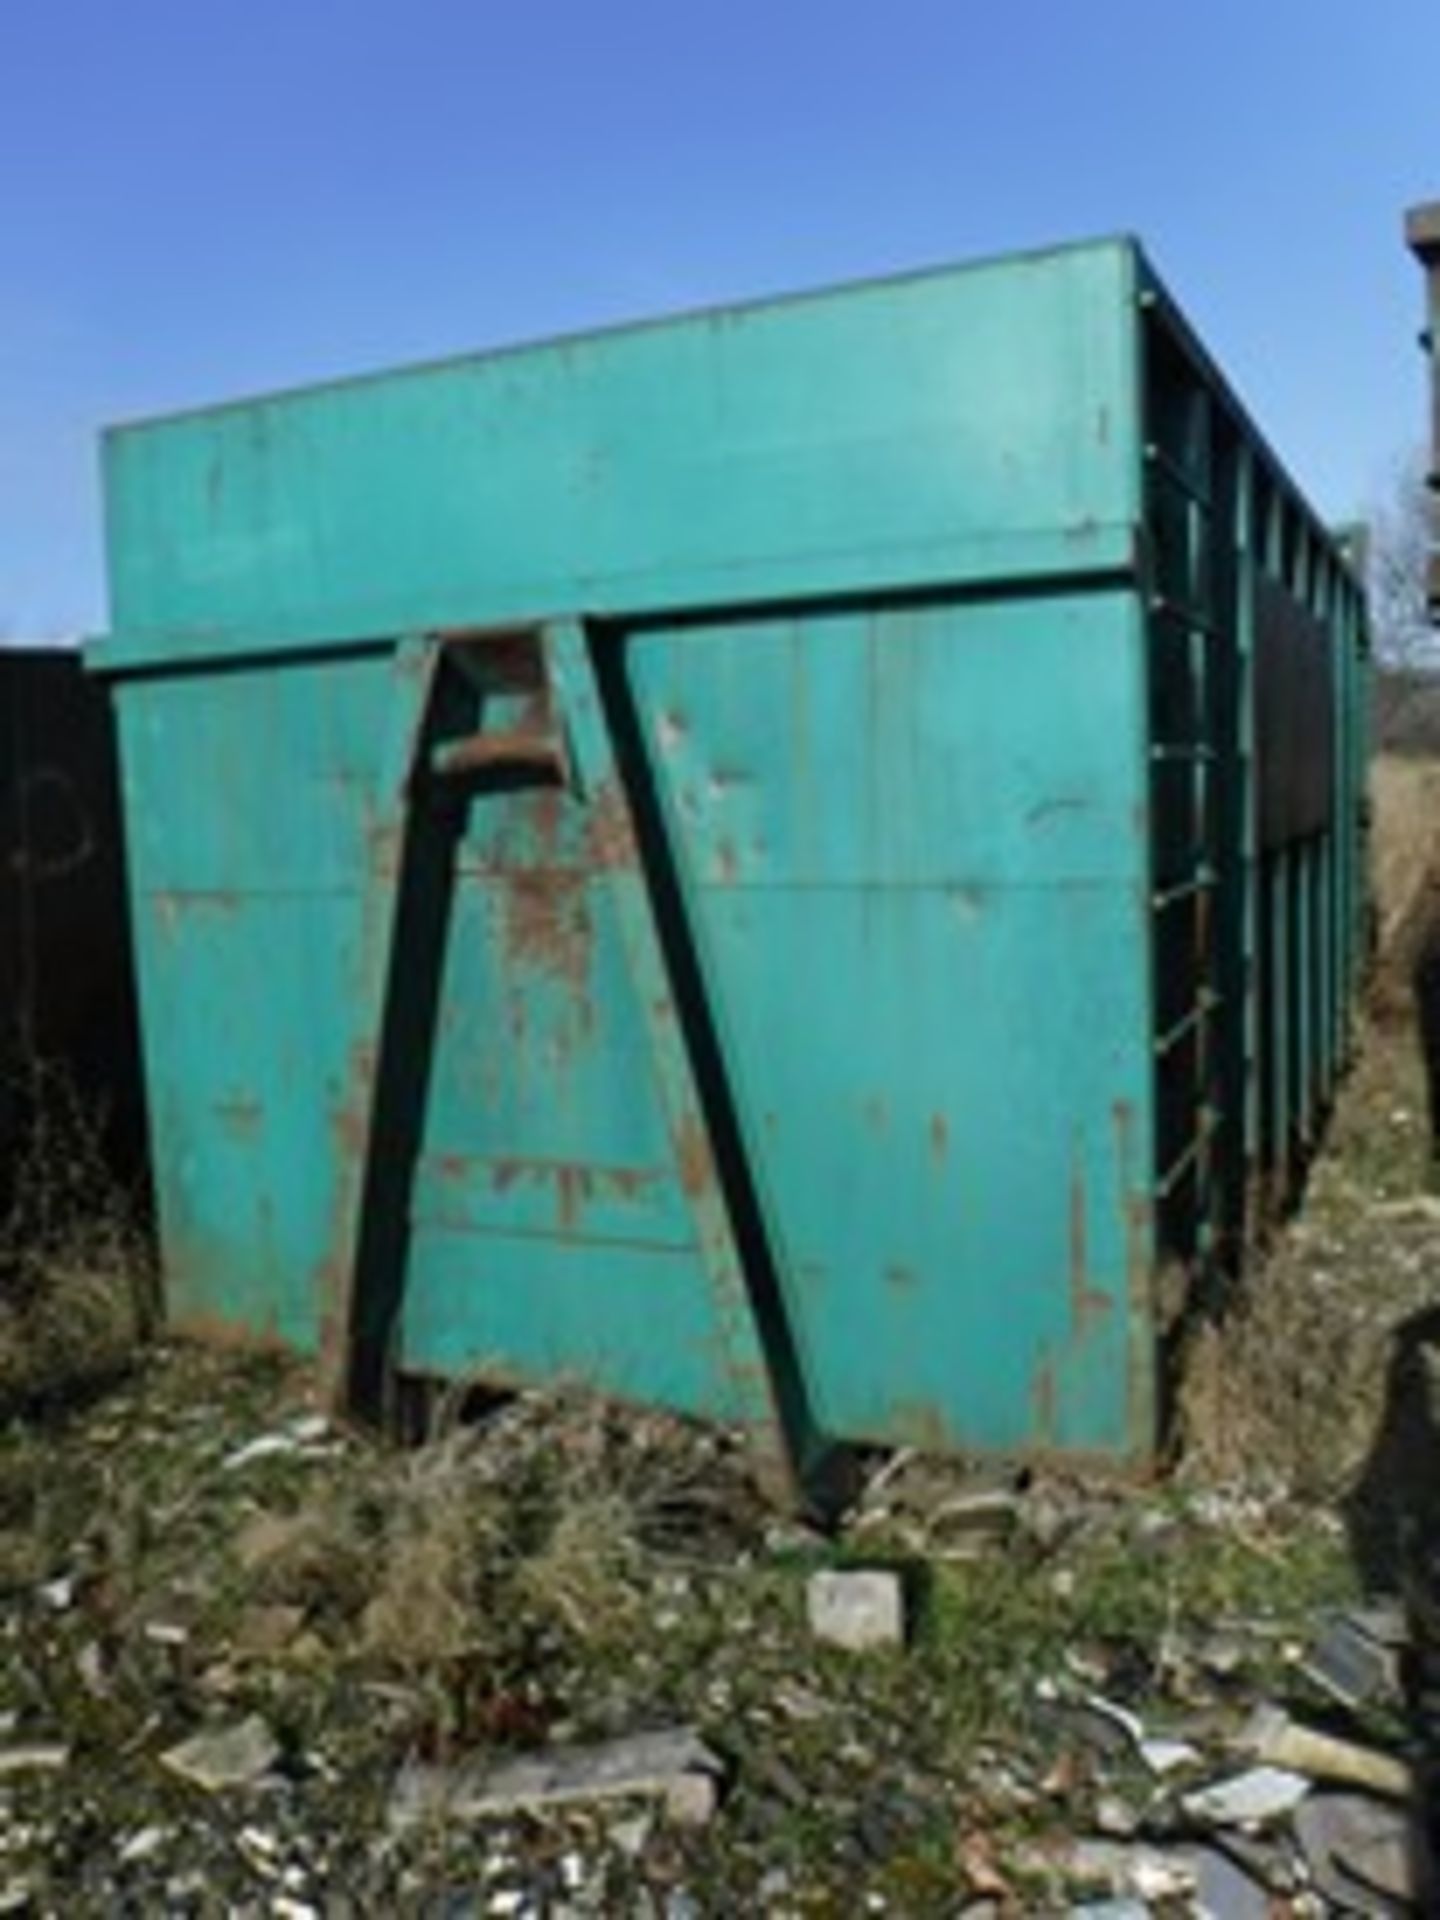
left=0, top=1744, right=69, bottom=1777
left=1181, top=1766, right=1309, bottom=1827
left=389, top=1727, right=722, bottom=1829
left=159, top=1715, right=280, bottom=1791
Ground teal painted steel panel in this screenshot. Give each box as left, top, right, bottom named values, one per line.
left=625, top=596, right=1152, bottom=1454
left=94, top=233, right=1366, bottom=1480
left=113, top=650, right=400, bottom=1353
left=381, top=593, right=1154, bottom=1455
left=100, top=242, right=1139, bottom=662
left=132, top=887, right=359, bottom=1350
left=400, top=1233, right=763, bottom=1423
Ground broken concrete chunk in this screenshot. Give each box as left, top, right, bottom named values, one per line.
left=389, top=1727, right=722, bottom=1829
left=1128, top=1852, right=1201, bottom=1903
left=1093, top=1792, right=1141, bottom=1838
left=806, top=1569, right=905, bottom=1651
left=1065, top=1841, right=1196, bottom=1901
left=1182, top=1766, right=1310, bottom=1827
left=0, top=1744, right=69, bottom=1777
left=159, top=1714, right=280, bottom=1791
left=661, top=1769, right=719, bottom=1828
left=143, top=1621, right=189, bottom=1649
left=1244, top=1705, right=1412, bottom=1799
left=608, top=1810, right=654, bottom=1858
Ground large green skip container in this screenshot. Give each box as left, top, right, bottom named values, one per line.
left=93, top=236, right=1368, bottom=1483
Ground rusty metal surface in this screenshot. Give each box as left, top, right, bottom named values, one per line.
left=92, top=234, right=1368, bottom=1474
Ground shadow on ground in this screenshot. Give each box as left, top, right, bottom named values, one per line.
left=1414, top=907, right=1440, bottom=1174
left=1343, top=1300, right=1440, bottom=1896
left=1329, top=930, right=1440, bottom=1897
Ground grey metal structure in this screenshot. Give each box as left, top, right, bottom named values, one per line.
left=1406, top=201, right=1440, bottom=623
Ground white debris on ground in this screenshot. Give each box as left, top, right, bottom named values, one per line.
left=1, top=1011, right=1438, bottom=1910
left=805, top=1569, right=906, bottom=1652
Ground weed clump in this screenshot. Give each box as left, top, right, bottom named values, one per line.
left=232, top=1386, right=765, bottom=1735
left=0, top=1053, right=154, bottom=1415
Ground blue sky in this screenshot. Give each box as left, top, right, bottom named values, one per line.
left=1, top=0, right=1436, bottom=635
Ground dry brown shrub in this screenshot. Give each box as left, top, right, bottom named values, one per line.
left=0, top=1054, right=154, bottom=1413
left=1177, top=1241, right=1391, bottom=1502
left=1370, top=753, right=1440, bottom=1015
left=1175, top=751, right=1440, bottom=1499
left=239, top=1384, right=762, bottom=1685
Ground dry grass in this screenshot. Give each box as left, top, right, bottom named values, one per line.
left=1370, top=752, right=1440, bottom=1014
left=238, top=1385, right=764, bottom=1701
left=1176, top=1158, right=1430, bottom=1502
left=1179, top=752, right=1440, bottom=1499
left=0, top=1054, right=154, bottom=1414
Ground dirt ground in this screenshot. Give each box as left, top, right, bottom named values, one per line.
left=1, top=761, right=1439, bottom=1915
